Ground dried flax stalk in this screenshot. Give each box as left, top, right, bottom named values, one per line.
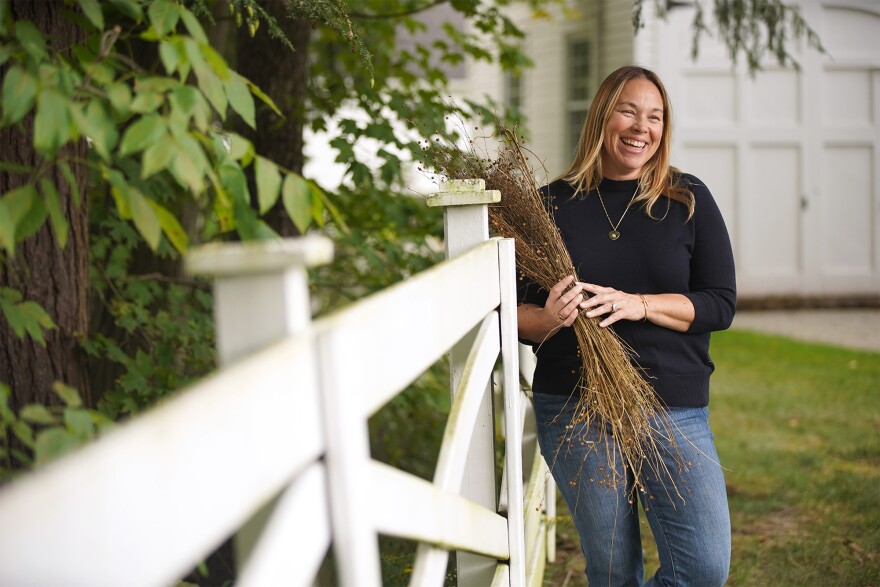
left=430, top=127, right=682, bottom=496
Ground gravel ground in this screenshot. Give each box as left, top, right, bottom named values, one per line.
left=731, top=308, right=880, bottom=352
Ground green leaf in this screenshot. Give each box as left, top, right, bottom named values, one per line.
left=195, top=67, right=226, bottom=119
left=53, top=382, right=82, bottom=408
left=77, top=0, right=104, bottom=29
left=225, top=74, right=255, bottom=129
left=141, top=133, right=175, bottom=179
left=167, top=131, right=208, bottom=193
left=226, top=133, right=254, bottom=164
left=1, top=66, right=37, bottom=125
left=168, top=149, right=202, bottom=194
left=310, top=182, right=326, bottom=227
left=2, top=183, right=49, bottom=245
left=282, top=173, right=312, bottom=234
left=0, top=381, right=13, bottom=422
left=12, top=420, right=34, bottom=448
left=201, top=43, right=230, bottom=81
left=169, top=85, right=209, bottom=131
left=0, top=201, right=15, bottom=253
left=64, top=409, right=95, bottom=439
left=14, top=20, right=47, bottom=61
left=70, top=101, right=117, bottom=161
left=20, top=404, right=56, bottom=425
left=0, top=161, right=32, bottom=174
left=58, top=161, right=81, bottom=207
left=212, top=190, right=235, bottom=233
left=246, top=78, right=282, bottom=117
left=314, top=185, right=348, bottom=233
left=119, top=114, right=166, bottom=157
left=34, top=428, right=81, bottom=466
left=130, top=90, right=164, bottom=114
left=106, top=168, right=132, bottom=219
left=39, top=179, right=69, bottom=248
left=107, top=0, right=143, bottom=23
left=34, top=90, right=72, bottom=156
left=3, top=184, right=38, bottom=226
left=129, top=190, right=161, bottom=250
left=218, top=162, right=249, bottom=204
left=147, top=199, right=189, bottom=253
left=255, top=157, right=281, bottom=214
left=179, top=6, right=207, bottom=43
left=106, top=82, right=132, bottom=115
left=148, top=0, right=180, bottom=37
left=159, top=40, right=181, bottom=75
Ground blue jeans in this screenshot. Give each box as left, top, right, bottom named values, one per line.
left=534, top=392, right=730, bottom=587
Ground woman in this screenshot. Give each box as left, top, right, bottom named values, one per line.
left=517, top=66, right=736, bottom=586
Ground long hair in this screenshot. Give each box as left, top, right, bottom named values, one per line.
left=561, top=65, right=695, bottom=219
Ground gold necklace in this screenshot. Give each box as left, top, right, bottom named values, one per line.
left=596, top=186, right=638, bottom=240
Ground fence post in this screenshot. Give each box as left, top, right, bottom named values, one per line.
left=186, top=235, right=334, bottom=572
left=186, top=235, right=333, bottom=363
left=427, top=179, right=502, bottom=586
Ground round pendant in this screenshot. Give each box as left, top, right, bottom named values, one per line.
left=609, top=230, right=620, bottom=240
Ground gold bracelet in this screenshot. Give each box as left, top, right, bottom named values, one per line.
left=637, top=294, right=649, bottom=322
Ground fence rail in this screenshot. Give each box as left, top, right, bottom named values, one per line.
left=0, top=180, right=555, bottom=586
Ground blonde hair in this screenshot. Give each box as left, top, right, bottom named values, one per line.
left=562, top=65, right=695, bottom=220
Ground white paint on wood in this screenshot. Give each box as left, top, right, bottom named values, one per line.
left=433, top=313, right=500, bottom=492
left=499, top=238, right=527, bottom=586
left=316, top=240, right=502, bottom=418
left=370, top=462, right=509, bottom=557
left=237, top=463, right=331, bottom=587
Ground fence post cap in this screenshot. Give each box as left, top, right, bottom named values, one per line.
left=427, top=179, right=500, bottom=207
left=185, top=235, right=334, bottom=277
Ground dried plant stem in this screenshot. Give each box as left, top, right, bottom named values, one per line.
left=427, top=125, right=683, bottom=495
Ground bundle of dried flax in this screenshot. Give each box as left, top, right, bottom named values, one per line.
left=428, top=127, right=682, bottom=496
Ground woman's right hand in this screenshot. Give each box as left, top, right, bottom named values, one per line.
left=517, top=275, right=584, bottom=343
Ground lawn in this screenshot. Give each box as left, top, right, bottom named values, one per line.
left=543, top=329, right=880, bottom=586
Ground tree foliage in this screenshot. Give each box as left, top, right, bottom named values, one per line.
left=633, top=0, right=824, bottom=72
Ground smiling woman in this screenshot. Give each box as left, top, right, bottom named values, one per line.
left=516, top=65, right=737, bottom=586
left=600, top=78, right=664, bottom=180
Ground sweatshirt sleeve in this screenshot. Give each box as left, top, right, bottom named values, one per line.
left=682, top=176, right=737, bottom=334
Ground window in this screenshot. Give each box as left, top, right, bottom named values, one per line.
left=567, top=38, right=591, bottom=157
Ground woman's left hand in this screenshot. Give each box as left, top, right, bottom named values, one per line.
left=579, top=282, right=646, bottom=328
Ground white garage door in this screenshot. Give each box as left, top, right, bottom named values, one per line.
left=638, top=0, right=880, bottom=298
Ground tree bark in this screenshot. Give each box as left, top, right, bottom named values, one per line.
left=236, top=1, right=310, bottom=236
left=0, top=1, right=91, bottom=411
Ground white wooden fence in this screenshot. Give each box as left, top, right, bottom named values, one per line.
left=0, top=180, right=555, bottom=586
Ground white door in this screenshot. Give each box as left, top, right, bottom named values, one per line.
left=637, top=0, right=880, bottom=298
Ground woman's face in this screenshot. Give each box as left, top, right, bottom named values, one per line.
left=600, top=78, right=664, bottom=180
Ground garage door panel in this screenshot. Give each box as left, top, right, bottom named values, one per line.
left=822, top=4, right=880, bottom=60
left=680, top=74, right=737, bottom=127
left=681, top=145, right=738, bottom=233
left=819, top=145, right=875, bottom=275
left=744, top=146, right=802, bottom=275
left=746, top=69, right=801, bottom=127
left=822, top=69, right=874, bottom=126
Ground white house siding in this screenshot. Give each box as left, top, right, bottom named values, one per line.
left=636, top=0, right=880, bottom=298
left=599, top=0, right=636, bottom=75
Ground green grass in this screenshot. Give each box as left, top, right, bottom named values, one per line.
left=544, top=329, right=880, bottom=586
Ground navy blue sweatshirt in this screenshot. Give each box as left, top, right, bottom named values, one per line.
left=518, top=175, right=736, bottom=408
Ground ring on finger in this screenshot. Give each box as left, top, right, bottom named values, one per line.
left=611, top=302, right=618, bottom=313
left=557, top=312, right=564, bottom=321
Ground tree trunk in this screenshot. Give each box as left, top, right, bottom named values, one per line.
left=0, top=1, right=91, bottom=411
left=236, top=1, right=310, bottom=236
